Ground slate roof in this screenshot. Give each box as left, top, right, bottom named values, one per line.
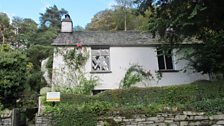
left=52, top=31, right=160, bottom=46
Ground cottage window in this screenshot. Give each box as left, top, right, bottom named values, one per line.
left=91, top=47, right=110, bottom=72
left=92, top=90, right=106, bottom=95
left=157, top=49, right=174, bottom=70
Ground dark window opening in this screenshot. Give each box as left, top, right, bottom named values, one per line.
left=157, top=49, right=174, bottom=70
left=92, top=90, right=106, bottom=95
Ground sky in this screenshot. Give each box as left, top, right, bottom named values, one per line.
left=0, top=0, right=116, bottom=28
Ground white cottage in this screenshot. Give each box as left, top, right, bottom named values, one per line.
left=51, top=15, right=209, bottom=92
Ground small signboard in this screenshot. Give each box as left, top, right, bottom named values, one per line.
left=46, top=92, right=60, bottom=102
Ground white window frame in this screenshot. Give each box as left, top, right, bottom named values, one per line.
left=157, top=49, right=174, bottom=71
left=91, top=47, right=111, bottom=73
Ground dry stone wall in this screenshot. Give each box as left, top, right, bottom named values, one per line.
left=97, top=111, right=224, bottom=126
left=35, top=111, right=224, bottom=126
left=0, top=110, right=12, bottom=126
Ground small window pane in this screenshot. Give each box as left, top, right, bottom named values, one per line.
left=157, top=48, right=174, bottom=70
left=157, top=49, right=163, bottom=56
left=158, top=55, right=165, bottom=70
left=91, top=48, right=110, bottom=72
left=91, top=50, right=101, bottom=55
left=165, top=56, right=173, bottom=69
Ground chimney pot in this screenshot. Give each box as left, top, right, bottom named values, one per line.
left=61, top=14, right=73, bottom=33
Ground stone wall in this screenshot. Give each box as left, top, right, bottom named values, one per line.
left=0, top=118, right=12, bottom=126
left=0, top=110, right=12, bottom=126
left=97, top=111, right=224, bottom=126
left=35, top=111, right=224, bottom=126
left=35, top=116, right=51, bottom=126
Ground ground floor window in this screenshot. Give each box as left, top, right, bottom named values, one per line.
left=92, top=90, right=106, bottom=95
left=91, top=47, right=110, bottom=72
left=157, top=49, right=174, bottom=70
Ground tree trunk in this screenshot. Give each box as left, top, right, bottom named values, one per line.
left=124, top=13, right=127, bottom=31
left=2, top=34, right=5, bottom=44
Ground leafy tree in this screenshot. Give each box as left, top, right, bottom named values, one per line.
left=26, top=45, right=53, bottom=92
left=115, top=0, right=135, bottom=31
left=86, top=10, right=116, bottom=31
left=0, top=13, right=15, bottom=44
left=34, top=27, right=58, bottom=45
left=36, top=5, right=68, bottom=45
left=39, top=5, right=68, bottom=31
left=27, top=45, right=53, bottom=70
left=12, top=17, right=38, bottom=47
left=135, top=0, right=224, bottom=76
left=86, top=8, right=146, bottom=31
left=0, top=44, right=28, bottom=107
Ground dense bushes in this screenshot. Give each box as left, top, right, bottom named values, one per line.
left=45, top=105, right=97, bottom=126
left=0, top=44, right=28, bottom=107
left=44, top=80, right=224, bottom=125
left=55, top=80, right=224, bottom=107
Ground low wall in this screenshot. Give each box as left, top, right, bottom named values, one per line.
left=98, top=111, right=224, bottom=126
left=36, top=111, right=224, bottom=126
left=35, top=116, right=51, bottom=126
left=0, top=110, right=12, bottom=126
left=0, top=118, right=12, bottom=126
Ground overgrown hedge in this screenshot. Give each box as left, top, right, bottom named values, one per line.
left=58, top=80, right=224, bottom=106
left=44, top=80, right=224, bottom=126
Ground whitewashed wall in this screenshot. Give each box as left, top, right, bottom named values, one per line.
left=52, top=47, right=209, bottom=89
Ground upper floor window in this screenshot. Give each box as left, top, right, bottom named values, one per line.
left=91, top=47, right=110, bottom=72
left=157, top=49, right=174, bottom=70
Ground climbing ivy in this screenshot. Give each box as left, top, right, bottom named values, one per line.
left=54, top=46, right=98, bottom=95
left=121, top=65, right=161, bottom=88
left=63, top=47, right=89, bottom=70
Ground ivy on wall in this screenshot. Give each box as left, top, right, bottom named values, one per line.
left=121, top=65, right=162, bottom=88
left=53, top=43, right=98, bottom=95
left=63, top=46, right=89, bottom=70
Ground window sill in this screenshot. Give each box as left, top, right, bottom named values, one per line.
left=90, top=71, right=112, bottom=74
left=157, top=70, right=179, bottom=72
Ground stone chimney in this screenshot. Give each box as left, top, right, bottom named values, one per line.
left=61, top=14, right=73, bottom=33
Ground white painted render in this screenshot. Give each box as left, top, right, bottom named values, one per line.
left=41, top=58, right=51, bottom=85
left=52, top=46, right=209, bottom=90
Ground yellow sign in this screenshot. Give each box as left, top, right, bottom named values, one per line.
left=46, top=92, right=60, bottom=102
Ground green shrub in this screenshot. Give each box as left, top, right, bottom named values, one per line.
left=40, top=87, right=51, bottom=95
left=190, top=98, right=224, bottom=114
left=45, top=103, right=98, bottom=126
left=44, top=80, right=224, bottom=125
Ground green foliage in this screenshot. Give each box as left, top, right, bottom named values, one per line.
left=27, top=45, right=53, bottom=70
left=86, top=10, right=116, bottom=31
left=188, top=31, right=224, bottom=74
left=40, top=87, right=52, bottom=96
left=0, top=5, right=68, bottom=109
left=189, top=98, right=224, bottom=114
left=76, top=75, right=98, bottom=95
left=46, top=55, right=53, bottom=79
left=135, top=0, right=224, bottom=75
left=86, top=7, right=148, bottom=31
left=0, top=13, right=15, bottom=44
left=0, top=44, right=28, bottom=107
left=26, top=45, right=53, bottom=93
left=121, top=65, right=154, bottom=88
left=45, top=104, right=97, bottom=126
left=43, top=80, right=224, bottom=124
left=55, top=47, right=97, bottom=95
left=12, top=17, right=38, bottom=47
left=55, top=75, right=98, bottom=95
left=34, top=27, right=58, bottom=45
left=63, top=47, right=89, bottom=70
left=39, top=5, right=68, bottom=31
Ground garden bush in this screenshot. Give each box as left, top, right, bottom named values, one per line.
left=44, top=80, right=224, bottom=125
